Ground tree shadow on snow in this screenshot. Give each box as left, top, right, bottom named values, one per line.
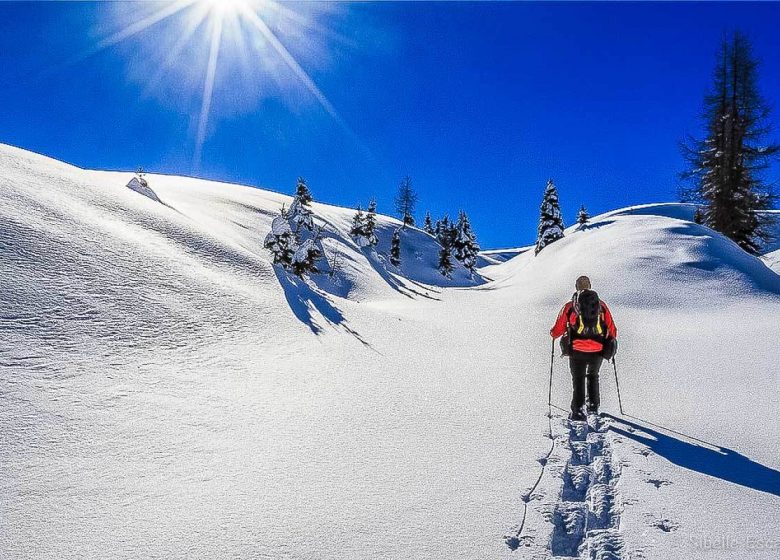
left=274, top=268, right=372, bottom=348
left=360, top=249, right=441, bottom=301
left=604, top=413, right=780, bottom=498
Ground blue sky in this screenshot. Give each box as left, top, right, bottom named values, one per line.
left=1, top=1, right=779, bottom=249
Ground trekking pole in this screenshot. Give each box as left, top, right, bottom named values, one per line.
left=612, top=357, right=624, bottom=415
left=548, top=339, right=555, bottom=408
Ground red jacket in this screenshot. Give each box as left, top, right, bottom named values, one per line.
left=551, top=300, right=617, bottom=353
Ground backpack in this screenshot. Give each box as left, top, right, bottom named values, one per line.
left=572, top=289, right=604, bottom=338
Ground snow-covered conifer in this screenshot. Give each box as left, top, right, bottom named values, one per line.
left=390, top=228, right=401, bottom=266
left=291, top=237, right=322, bottom=276
left=350, top=206, right=367, bottom=239
left=436, top=215, right=452, bottom=246
left=423, top=212, right=435, bottom=235
left=295, top=177, right=313, bottom=206
left=452, top=211, right=480, bottom=272
left=438, top=244, right=454, bottom=278
left=365, top=200, right=378, bottom=246
left=287, top=195, right=314, bottom=235
left=577, top=205, right=590, bottom=226
left=264, top=215, right=296, bottom=267
left=535, top=179, right=565, bottom=255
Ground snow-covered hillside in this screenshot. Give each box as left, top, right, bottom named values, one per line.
left=1, top=144, right=779, bottom=560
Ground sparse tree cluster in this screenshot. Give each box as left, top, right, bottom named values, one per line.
left=427, top=211, right=480, bottom=276
left=350, top=199, right=378, bottom=247
left=681, top=32, right=778, bottom=255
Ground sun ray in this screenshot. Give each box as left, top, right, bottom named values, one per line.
left=237, top=4, right=343, bottom=124
left=194, top=11, right=224, bottom=171
left=72, top=0, right=196, bottom=65
left=142, top=4, right=212, bottom=97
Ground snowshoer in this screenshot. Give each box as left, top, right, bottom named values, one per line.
left=550, top=276, right=617, bottom=420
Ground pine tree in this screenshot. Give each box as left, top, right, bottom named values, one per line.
left=423, top=212, right=435, bottom=235
left=395, top=176, right=417, bottom=227
left=350, top=206, right=367, bottom=239
left=295, top=177, right=313, bottom=206
left=365, top=199, right=378, bottom=246
left=264, top=215, right=296, bottom=267
left=681, top=32, right=778, bottom=254
left=287, top=195, right=314, bottom=237
left=452, top=211, right=480, bottom=272
left=535, top=179, right=565, bottom=255
left=390, top=228, right=401, bottom=266
left=436, top=215, right=451, bottom=246
left=577, top=205, right=590, bottom=226
left=438, top=244, right=454, bottom=278
left=693, top=206, right=705, bottom=224
left=291, top=237, right=322, bottom=276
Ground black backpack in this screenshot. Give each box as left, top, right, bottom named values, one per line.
left=573, top=289, right=603, bottom=338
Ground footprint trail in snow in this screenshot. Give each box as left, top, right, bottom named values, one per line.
left=508, top=413, right=625, bottom=559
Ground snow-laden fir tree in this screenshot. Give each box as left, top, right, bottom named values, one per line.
left=535, top=179, right=565, bottom=255
left=680, top=32, right=778, bottom=254
left=395, top=176, right=417, bottom=227
left=350, top=206, right=367, bottom=239
left=423, top=212, right=435, bottom=235
left=436, top=215, right=454, bottom=247
left=364, top=199, right=378, bottom=246
left=291, top=237, right=322, bottom=276
left=577, top=205, right=590, bottom=226
left=452, top=211, right=480, bottom=272
left=438, top=243, right=454, bottom=278
left=390, top=228, right=401, bottom=267
left=295, top=177, right=313, bottom=206
left=287, top=195, right=314, bottom=237
left=264, top=215, right=296, bottom=267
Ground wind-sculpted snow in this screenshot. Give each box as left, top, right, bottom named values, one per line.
left=1, top=144, right=778, bottom=560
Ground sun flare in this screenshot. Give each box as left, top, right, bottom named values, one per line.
left=87, top=0, right=344, bottom=171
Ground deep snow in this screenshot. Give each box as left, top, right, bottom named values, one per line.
left=1, top=144, right=779, bottom=559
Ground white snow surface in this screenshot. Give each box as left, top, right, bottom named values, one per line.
left=1, top=144, right=779, bottom=559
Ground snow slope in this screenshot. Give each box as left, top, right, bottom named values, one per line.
left=1, top=145, right=779, bottom=559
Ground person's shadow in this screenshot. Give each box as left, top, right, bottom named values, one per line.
left=603, top=413, right=780, bottom=497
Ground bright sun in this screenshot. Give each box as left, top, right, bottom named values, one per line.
left=86, top=0, right=344, bottom=171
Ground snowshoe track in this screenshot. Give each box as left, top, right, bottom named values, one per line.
left=549, top=414, right=624, bottom=559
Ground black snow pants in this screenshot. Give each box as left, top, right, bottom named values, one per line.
left=569, top=351, right=603, bottom=412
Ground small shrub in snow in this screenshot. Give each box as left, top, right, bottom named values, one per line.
left=390, top=228, right=402, bottom=267
left=535, top=179, right=565, bottom=255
